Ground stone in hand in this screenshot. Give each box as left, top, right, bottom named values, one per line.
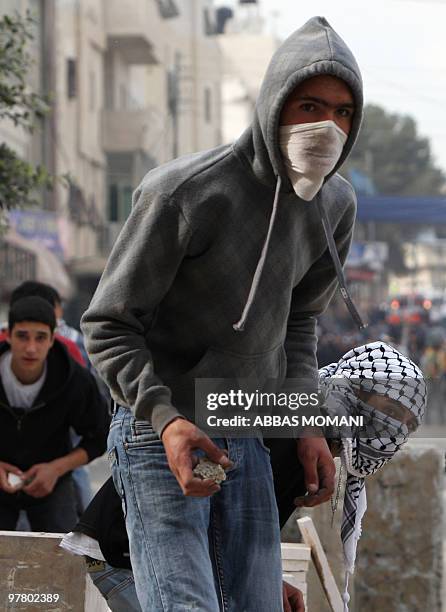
left=193, top=458, right=227, bottom=485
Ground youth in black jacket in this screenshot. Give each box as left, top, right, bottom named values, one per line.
left=0, top=339, right=110, bottom=472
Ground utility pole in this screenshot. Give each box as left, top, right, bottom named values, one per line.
left=168, top=51, right=181, bottom=158
left=40, top=0, right=56, bottom=211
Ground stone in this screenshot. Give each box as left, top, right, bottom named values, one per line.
left=193, top=458, right=227, bottom=484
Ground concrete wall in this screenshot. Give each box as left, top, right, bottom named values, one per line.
left=149, top=0, right=222, bottom=160
left=356, top=445, right=443, bottom=612
left=218, top=32, right=278, bottom=143
left=0, top=531, right=109, bottom=611
left=289, top=446, right=444, bottom=612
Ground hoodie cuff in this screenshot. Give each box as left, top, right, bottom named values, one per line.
left=135, top=394, right=184, bottom=438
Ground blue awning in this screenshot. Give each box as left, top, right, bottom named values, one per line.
left=357, top=196, right=446, bottom=224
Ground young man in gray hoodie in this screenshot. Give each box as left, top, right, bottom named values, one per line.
left=82, top=16, right=363, bottom=612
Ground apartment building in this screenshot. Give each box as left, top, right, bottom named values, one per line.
left=0, top=0, right=223, bottom=319
left=0, top=0, right=68, bottom=311
left=216, top=4, right=278, bottom=143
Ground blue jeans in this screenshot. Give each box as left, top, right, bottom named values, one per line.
left=71, top=429, right=93, bottom=512
left=108, top=407, right=283, bottom=612
left=0, top=475, right=77, bottom=532
left=86, top=559, right=141, bottom=612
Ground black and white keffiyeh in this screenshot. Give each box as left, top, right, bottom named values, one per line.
left=319, top=341, right=427, bottom=611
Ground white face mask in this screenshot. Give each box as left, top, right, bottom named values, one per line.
left=279, top=120, right=348, bottom=201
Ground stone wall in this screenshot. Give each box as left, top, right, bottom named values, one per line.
left=355, top=445, right=443, bottom=612
left=0, top=532, right=109, bottom=611
left=283, top=446, right=443, bottom=612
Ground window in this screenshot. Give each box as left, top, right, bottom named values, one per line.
left=204, top=87, right=212, bottom=124
left=155, top=0, right=179, bottom=19
left=203, top=8, right=216, bottom=35
left=108, top=184, right=133, bottom=223
left=67, top=59, right=77, bottom=99
left=109, top=185, right=119, bottom=223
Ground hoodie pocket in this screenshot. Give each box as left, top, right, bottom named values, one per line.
left=201, top=343, right=284, bottom=378
left=172, top=343, right=286, bottom=404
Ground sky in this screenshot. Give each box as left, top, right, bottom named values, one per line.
left=218, top=0, right=446, bottom=173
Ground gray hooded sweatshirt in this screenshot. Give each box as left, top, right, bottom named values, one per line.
left=81, top=16, right=364, bottom=436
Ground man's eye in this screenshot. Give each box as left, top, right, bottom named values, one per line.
left=383, top=405, right=401, bottom=419
left=337, top=108, right=352, bottom=118
left=408, top=420, right=417, bottom=433
left=301, top=103, right=316, bottom=112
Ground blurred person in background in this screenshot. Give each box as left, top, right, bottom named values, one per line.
left=0, top=281, right=85, bottom=367
left=421, top=328, right=446, bottom=424
left=1, top=280, right=100, bottom=512
left=420, top=327, right=446, bottom=379
left=0, top=297, right=109, bottom=532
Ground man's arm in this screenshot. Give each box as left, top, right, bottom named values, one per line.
left=80, top=188, right=231, bottom=495
left=68, top=370, right=111, bottom=463
left=22, top=371, right=109, bottom=499
left=283, top=581, right=305, bottom=612
left=286, top=201, right=356, bottom=507
left=81, top=190, right=190, bottom=436
left=22, top=449, right=88, bottom=498
left=50, top=448, right=88, bottom=475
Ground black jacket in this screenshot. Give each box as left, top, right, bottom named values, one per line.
left=0, top=340, right=110, bottom=471
left=76, top=477, right=131, bottom=569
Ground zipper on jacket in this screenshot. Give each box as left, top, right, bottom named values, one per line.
left=17, top=416, right=22, bottom=431
left=0, top=400, right=45, bottom=431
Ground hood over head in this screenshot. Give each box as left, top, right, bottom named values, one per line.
left=233, top=17, right=365, bottom=332
left=237, top=16, right=363, bottom=190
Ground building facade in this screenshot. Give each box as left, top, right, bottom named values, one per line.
left=0, top=0, right=223, bottom=321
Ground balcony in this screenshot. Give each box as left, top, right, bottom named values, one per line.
left=104, top=0, right=160, bottom=64
left=155, top=0, right=179, bottom=19
left=102, top=109, right=157, bottom=155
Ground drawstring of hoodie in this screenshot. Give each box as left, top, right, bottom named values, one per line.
left=233, top=175, right=367, bottom=332
left=233, top=176, right=282, bottom=332
left=315, top=197, right=367, bottom=331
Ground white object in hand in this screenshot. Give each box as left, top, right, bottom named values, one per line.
left=193, top=458, right=227, bottom=485
left=7, top=473, right=24, bottom=489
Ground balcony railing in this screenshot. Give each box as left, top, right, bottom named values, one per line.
left=104, top=0, right=161, bottom=64
left=102, top=108, right=158, bottom=155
